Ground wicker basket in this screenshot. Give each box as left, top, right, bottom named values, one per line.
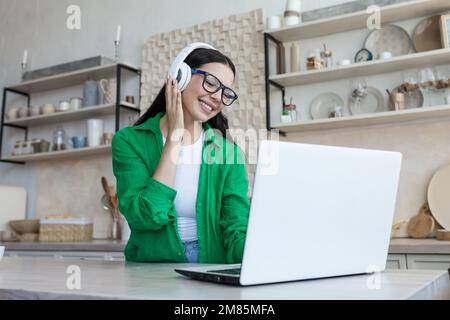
left=39, top=218, right=93, bottom=242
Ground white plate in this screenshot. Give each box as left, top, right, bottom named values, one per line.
left=349, top=86, right=386, bottom=115
left=427, top=163, right=450, bottom=230
left=310, top=92, right=345, bottom=120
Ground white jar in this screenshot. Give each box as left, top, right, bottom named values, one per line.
left=267, top=15, right=281, bottom=29
left=70, top=97, right=83, bottom=111
left=87, top=119, right=104, bottom=147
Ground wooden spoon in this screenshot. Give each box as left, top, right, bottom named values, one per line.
left=407, top=202, right=435, bottom=238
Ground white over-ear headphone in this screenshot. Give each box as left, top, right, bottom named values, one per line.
left=168, top=42, right=216, bottom=91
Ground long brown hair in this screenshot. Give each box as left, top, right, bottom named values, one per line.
left=134, top=48, right=236, bottom=138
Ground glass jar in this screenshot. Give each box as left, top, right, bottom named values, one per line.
left=307, top=49, right=323, bottom=70
left=52, top=126, right=67, bottom=151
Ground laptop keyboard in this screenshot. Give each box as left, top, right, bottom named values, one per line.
left=207, top=268, right=241, bottom=275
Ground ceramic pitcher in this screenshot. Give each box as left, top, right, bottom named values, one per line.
left=99, top=78, right=117, bottom=104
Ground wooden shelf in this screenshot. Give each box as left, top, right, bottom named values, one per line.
left=2, top=145, right=112, bottom=162
left=273, top=104, right=450, bottom=132
left=4, top=102, right=140, bottom=127
left=265, top=0, right=450, bottom=42
left=6, top=62, right=139, bottom=94
left=270, top=49, right=450, bottom=87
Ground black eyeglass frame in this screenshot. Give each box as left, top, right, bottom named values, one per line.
left=191, top=68, right=238, bottom=106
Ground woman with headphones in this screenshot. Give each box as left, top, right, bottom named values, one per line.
left=112, top=43, right=249, bottom=263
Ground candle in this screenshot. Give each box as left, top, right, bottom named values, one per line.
left=22, top=50, right=28, bottom=65
left=116, top=25, right=121, bottom=43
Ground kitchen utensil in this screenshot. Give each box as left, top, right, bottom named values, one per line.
left=0, top=186, right=26, bottom=232
left=436, top=229, right=450, bottom=241
left=412, top=16, right=442, bottom=52
left=87, top=119, right=104, bottom=147
left=102, top=132, right=114, bottom=145
left=6, top=106, right=18, bottom=121
left=52, top=126, right=67, bottom=151
left=30, top=105, right=41, bottom=116
left=267, top=15, right=281, bottom=29
left=70, top=97, right=83, bottom=111
left=99, top=78, right=117, bottom=104
left=70, top=136, right=87, bottom=149
left=41, top=103, right=55, bottom=115
left=407, top=202, right=435, bottom=238
left=276, top=43, right=286, bottom=74
left=428, top=163, right=450, bottom=230
left=391, top=220, right=407, bottom=239
left=9, top=219, right=40, bottom=234
left=56, top=100, right=70, bottom=112
left=101, top=177, right=119, bottom=220
left=393, top=85, right=424, bottom=109
left=388, top=92, right=405, bottom=111
left=18, top=106, right=29, bottom=118
left=349, top=86, right=385, bottom=115
left=83, top=79, right=100, bottom=107
left=364, top=24, right=411, bottom=58
left=31, top=139, right=50, bottom=153
left=310, top=92, right=345, bottom=120
left=101, top=194, right=113, bottom=211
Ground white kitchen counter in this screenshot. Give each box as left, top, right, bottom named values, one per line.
left=0, top=257, right=448, bottom=300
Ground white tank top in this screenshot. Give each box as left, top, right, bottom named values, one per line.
left=162, top=130, right=204, bottom=242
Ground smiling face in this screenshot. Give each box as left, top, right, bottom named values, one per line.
left=181, top=62, right=235, bottom=123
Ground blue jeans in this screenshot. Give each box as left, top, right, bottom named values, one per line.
left=183, top=240, right=199, bottom=263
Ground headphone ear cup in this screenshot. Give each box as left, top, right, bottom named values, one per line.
left=178, top=62, right=191, bottom=91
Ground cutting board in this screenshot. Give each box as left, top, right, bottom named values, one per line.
left=0, top=186, right=26, bottom=232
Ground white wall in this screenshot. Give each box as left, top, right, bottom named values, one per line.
left=0, top=0, right=351, bottom=219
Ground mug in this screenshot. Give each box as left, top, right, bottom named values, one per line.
left=70, top=136, right=87, bottom=149
left=99, top=78, right=117, bottom=104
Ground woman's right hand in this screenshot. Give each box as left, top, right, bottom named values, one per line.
left=165, top=76, right=184, bottom=143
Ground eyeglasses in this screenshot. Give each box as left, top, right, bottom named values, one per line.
left=191, top=68, right=238, bottom=106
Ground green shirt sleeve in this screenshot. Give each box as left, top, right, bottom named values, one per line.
left=112, top=131, right=177, bottom=231
left=220, top=144, right=250, bottom=264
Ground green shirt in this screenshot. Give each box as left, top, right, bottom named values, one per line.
left=112, top=111, right=250, bottom=263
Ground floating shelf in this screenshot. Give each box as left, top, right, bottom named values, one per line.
left=1, top=144, right=112, bottom=162
left=7, top=62, right=139, bottom=94
left=4, top=102, right=139, bottom=127
left=265, top=0, right=450, bottom=42
left=269, top=49, right=450, bottom=87
left=273, top=104, right=450, bottom=132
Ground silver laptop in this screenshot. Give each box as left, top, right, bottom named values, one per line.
left=175, top=140, right=402, bottom=286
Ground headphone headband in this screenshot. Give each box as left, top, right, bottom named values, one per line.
left=168, top=42, right=216, bottom=91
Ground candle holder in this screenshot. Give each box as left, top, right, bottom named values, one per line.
left=114, top=40, right=120, bottom=62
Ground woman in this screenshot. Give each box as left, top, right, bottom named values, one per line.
left=112, top=47, right=250, bottom=263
